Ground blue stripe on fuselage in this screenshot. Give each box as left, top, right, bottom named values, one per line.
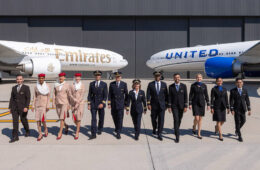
left=165, top=49, right=218, bottom=59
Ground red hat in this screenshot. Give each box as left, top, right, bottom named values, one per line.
left=74, top=73, right=82, bottom=77
left=59, top=72, right=66, bottom=77
left=38, top=73, right=45, bottom=78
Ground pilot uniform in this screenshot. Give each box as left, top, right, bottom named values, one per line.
left=146, top=71, right=168, bottom=140
left=210, top=86, right=229, bottom=122
left=88, top=71, right=108, bottom=137
left=108, top=72, right=128, bottom=138
left=230, top=87, right=251, bottom=141
left=168, top=82, right=188, bottom=141
left=9, top=82, right=31, bottom=141
left=189, top=82, right=210, bottom=116
left=127, top=80, right=147, bottom=140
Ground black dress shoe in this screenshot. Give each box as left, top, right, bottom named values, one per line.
left=64, top=125, right=69, bottom=135
left=89, top=134, right=96, bottom=140
left=116, top=133, right=121, bottom=139
left=238, top=137, right=243, bottom=142
left=235, top=130, right=238, bottom=136
left=152, top=130, right=156, bottom=135
left=134, top=134, right=139, bottom=141
left=9, top=137, right=19, bottom=143
left=176, top=138, right=179, bottom=143
left=97, top=130, right=102, bottom=135
left=25, top=131, right=30, bottom=137
left=158, top=135, right=163, bottom=141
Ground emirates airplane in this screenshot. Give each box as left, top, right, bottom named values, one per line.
left=146, top=40, right=260, bottom=78
left=0, top=40, right=128, bottom=80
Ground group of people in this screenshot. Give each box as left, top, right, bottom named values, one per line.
left=8, top=71, right=251, bottom=143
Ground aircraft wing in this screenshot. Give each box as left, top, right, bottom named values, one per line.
left=238, top=41, right=260, bottom=63
left=0, top=42, right=25, bottom=64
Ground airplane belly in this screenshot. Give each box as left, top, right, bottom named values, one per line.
left=155, top=61, right=205, bottom=72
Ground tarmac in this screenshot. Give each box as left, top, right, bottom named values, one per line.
left=0, top=78, right=260, bottom=170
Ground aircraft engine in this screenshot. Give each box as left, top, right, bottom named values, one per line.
left=18, top=58, right=61, bottom=78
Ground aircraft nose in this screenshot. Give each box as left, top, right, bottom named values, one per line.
left=146, top=59, right=154, bottom=69
left=122, top=59, right=128, bottom=67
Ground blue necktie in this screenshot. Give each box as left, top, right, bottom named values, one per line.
left=156, top=82, right=160, bottom=95
left=176, top=84, right=179, bottom=92
left=238, top=88, right=242, bottom=96
left=218, top=86, right=223, bottom=92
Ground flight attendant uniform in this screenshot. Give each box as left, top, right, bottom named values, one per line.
left=32, top=80, right=51, bottom=122
left=53, top=78, right=71, bottom=120
left=127, top=82, right=147, bottom=139
left=210, top=86, right=229, bottom=122
left=189, top=82, right=210, bottom=116
left=70, top=78, right=85, bottom=122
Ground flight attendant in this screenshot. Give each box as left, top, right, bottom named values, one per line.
left=147, top=71, right=168, bottom=141
left=32, top=73, right=51, bottom=141
left=70, top=73, right=85, bottom=140
left=210, top=77, right=229, bottom=141
left=189, top=73, right=210, bottom=139
left=88, top=71, right=108, bottom=139
left=52, top=72, right=70, bottom=140
left=126, top=79, right=147, bottom=140
left=168, top=73, right=188, bottom=143
left=230, top=78, right=251, bottom=142
left=108, top=72, right=128, bottom=139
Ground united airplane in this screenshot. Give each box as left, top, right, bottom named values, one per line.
left=0, top=40, right=128, bottom=80
left=146, top=40, right=260, bottom=78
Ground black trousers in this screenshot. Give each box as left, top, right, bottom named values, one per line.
left=11, top=109, right=29, bottom=138
left=111, top=109, right=124, bottom=133
left=172, top=107, right=184, bottom=138
left=234, top=109, right=246, bottom=137
left=130, top=110, right=142, bottom=137
left=151, top=107, right=165, bottom=135
left=91, top=108, right=105, bottom=135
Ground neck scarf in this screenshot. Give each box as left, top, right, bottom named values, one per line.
left=55, top=81, right=66, bottom=91
left=37, top=81, right=49, bottom=95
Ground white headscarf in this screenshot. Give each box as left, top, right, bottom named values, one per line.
left=73, top=80, right=82, bottom=91
left=37, top=81, right=49, bottom=95
left=55, top=80, right=66, bottom=91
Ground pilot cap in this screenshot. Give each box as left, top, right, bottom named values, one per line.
left=38, top=73, right=45, bottom=78
left=114, top=71, right=122, bottom=77
left=132, top=79, right=141, bottom=84
left=93, top=70, right=102, bottom=76
left=74, top=73, right=82, bottom=77
left=59, top=72, right=66, bottom=77
left=153, top=71, right=161, bottom=76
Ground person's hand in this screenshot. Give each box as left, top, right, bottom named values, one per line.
left=207, top=106, right=210, bottom=111
left=98, top=104, right=104, bottom=109
left=184, top=108, right=187, bottom=113
left=148, top=105, right=151, bottom=110
left=248, top=111, right=251, bottom=116
left=227, top=109, right=230, bottom=114
left=88, top=105, right=91, bottom=110
left=46, top=108, right=49, bottom=112
left=108, top=105, right=111, bottom=109
left=211, top=109, right=214, bottom=114
left=31, top=107, right=34, bottom=112
left=9, top=109, right=11, bottom=114
left=231, top=111, right=235, bottom=115
left=168, top=108, right=172, bottom=113
left=24, top=108, right=28, bottom=112
left=189, top=105, right=192, bottom=110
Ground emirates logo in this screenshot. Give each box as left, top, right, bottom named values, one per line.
left=47, top=63, right=54, bottom=72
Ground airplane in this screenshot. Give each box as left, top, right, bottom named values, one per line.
left=0, top=40, right=128, bottom=80
left=146, top=40, right=260, bottom=79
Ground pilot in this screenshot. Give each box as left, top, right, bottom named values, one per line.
left=87, top=71, right=108, bottom=140
left=70, top=73, right=85, bottom=140
left=9, top=74, right=31, bottom=143
left=52, top=72, right=70, bottom=140
left=108, top=72, right=128, bottom=139
left=210, top=77, right=229, bottom=141
left=168, top=73, right=188, bottom=143
left=189, top=73, right=210, bottom=139
left=146, top=71, right=168, bottom=141
left=126, top=79, right=147, bottom=140
left=230, top=78, right=251, bottom=142
left=32, top=73, right=51, bottom=141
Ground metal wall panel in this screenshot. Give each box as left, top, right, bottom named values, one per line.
left=245, top=17, right=260, bottom=41
left=136, top=17, right=188, bottom=78
left=0, top=17, right=28, bottom=41
left=190, top=18, right=242, bottom=46
left=28, top=17, right=82, bottom=46
left=83, top=17, right=135, bottom=78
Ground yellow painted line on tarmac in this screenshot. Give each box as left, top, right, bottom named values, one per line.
left=0, top=111, right=10, bottom=117
left=0, top=119, right=59, bottom=123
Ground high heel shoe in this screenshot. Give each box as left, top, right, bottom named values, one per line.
left=44, top=132, right=48, bottom=137
left=74, top=136, right=79, bottom=140
left=56, top=134, right=62, bottom=140
left=37, top=135, right=43, bottom=141
left=197, top=136, right=203, bottom=139
left=219, top=137, right=224, bottom=141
